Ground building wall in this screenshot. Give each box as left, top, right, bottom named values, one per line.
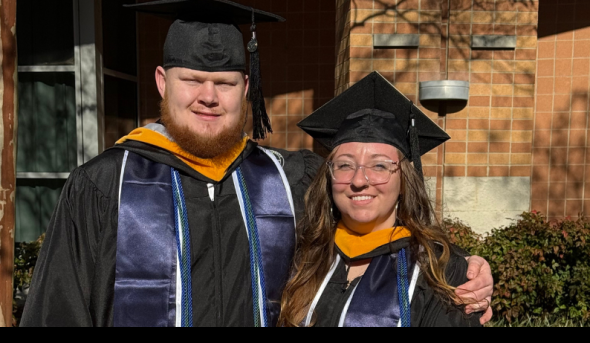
left=337, top=0, right=540, bottom=232
left=134, top=0, right=590, bottom=230
left=532, top=0, right=590, bottom=220
left=136, top=0, right=337, bottom=152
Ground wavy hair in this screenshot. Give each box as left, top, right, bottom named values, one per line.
left=278, top=149, right=466, bottom=327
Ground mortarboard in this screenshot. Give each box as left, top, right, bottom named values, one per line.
left=125, top=0, right=285, bottom=140
left=298, top=71, right=451, bottom=177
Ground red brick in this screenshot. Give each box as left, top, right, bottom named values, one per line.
left=516, top=49, right=537, bottom=61
left=448, top=72, right=469, bottom=81
left=489, top=142, right=510, bottom=153
left=492, top=96, right=513, bottom=107
left=445, top=166, right=466, bottom=177
left=470, top=96, right=491, bottom=107
left=446, top=119, right=467, bottom=129
left=570, top=130, right=587, bottom=147
left=571, top=112, right=588, bottom=129
left=533, top=148, right=551, bottom=165
left=469, top=142, right=489, bottom=153
left=556, top=41, right=574, bottom=59
left=574, top=41, right=590, bottom=59
left=471, top=50, right=494, bottom=60
left=535, top=113, right=552, bottom=130
left=514, top=97, right=535, bottom=107
left=552, top=130, right=570, bottom=147
left=531, top=200, right=548, bottom=215
left=494, top=50, right=515, bottom=60
left=553, top=94, right=572, bottom=112
left=493, top=73, right=514, bottom=84
left=395, top=72, right=417, bottom=83
left=536, top=96, right=553, bottom=112
left=532, top=183, right=549, bottom=199
left=489, top=166, right=510, bottom=177
left=472, top=73, right=492, bottom=83
left=448, top=48, right=470, bottom=60
left=554, top=77, right=573, bottom=95
left=537, top=42, right=555, bottom=59
left=490, top=120, right=511, bottom=130
left=556, top=60, right=574, bottom=77
left=512, top=143, right=532, bottom=153
left=511, top=166, right=531, bottom=177
left=449, top=24, right=471, bottom=35
left=537, top=60, right=555, bottom=77
left=566, top=200, right=583, bottom=217
left=552, top=113, right=570, bottom=130
left=446, top=142, right=467, bottom=152
left=374, top=49, right=396, bottom=59
left=517, top=25, right=537, bottom=36
left=536, top=78, right=554, bottom=95
left=514, top=74, right=536, bottom=85
left=468, top=166, right=487, bottom=177
left=533, top=165, right=550, bottom=182
left=420, top=48, right=440, bottom=59
left=469, top=119, right=490, bottom=129
left=551, top=147, right=569, bottom=165
left=549, top=182, right=567, bottom=199
left=472, top=24, right=493, bottom=35
left=534, top=130, right=551, bottom=147
left=567, top=147, right=586, bottom=165
left=573, top=59, right=590, bottom=76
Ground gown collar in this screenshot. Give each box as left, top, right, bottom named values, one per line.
left=335, top=221, right=411, bottom=263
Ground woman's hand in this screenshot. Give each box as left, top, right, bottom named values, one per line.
left=457, top=256, right=494, bottom=325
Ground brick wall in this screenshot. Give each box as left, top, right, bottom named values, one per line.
left=532, top=0, right=590, bottom=220
left=337, top=0, right=540, bottom=231
left=136, top=0, right=336, bottom=152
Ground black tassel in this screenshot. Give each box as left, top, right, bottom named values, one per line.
left=248, top=11, right=272, bottom=140
left=409, top=103, right=423, bottom=179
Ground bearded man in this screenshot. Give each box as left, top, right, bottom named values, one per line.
left=21, top=0, right=493, bottom=327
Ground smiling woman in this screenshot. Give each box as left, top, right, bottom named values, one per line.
left=279, top=72, right=486, bottom=328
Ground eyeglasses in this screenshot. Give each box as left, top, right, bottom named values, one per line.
left=327, top=160, right=402, bottom=186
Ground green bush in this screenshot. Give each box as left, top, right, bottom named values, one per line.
left=444, top=212, right=590, bottom=324
left=12, top=234, right=45, bottom=326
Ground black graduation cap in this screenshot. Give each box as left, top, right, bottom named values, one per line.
left=125, top=0, right=285, bottom=140
left=298, top=72, right=450, bottom=177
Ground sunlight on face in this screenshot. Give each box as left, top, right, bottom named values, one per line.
left=159, top=68, right=248, bottom=139
left=331, top=142, right=402, bottom=235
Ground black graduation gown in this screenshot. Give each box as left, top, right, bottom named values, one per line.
left=314, top=239, right=482, bottom=327
left=20, top=140, right=323, bottom=327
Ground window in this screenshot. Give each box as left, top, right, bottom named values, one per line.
left=16, top=0, right=138, bottom=242
left=102, top=0, right=139, bottom=149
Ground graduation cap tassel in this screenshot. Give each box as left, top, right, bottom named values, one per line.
left=248, top=10, right=272, bottom=140
left=409, top=104, right=424, bottom=179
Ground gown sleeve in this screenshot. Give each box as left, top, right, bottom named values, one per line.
left=20, top=168, right=113, bottom=327
left=268, top=148, right=324, bottom=221
left=411, top=251, right=483, bottom=327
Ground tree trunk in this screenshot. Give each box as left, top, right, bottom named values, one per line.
left=0, top=0, right=17, bottom=327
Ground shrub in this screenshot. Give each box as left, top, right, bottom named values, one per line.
left=444, top=212, right=590, bottom=324
left=12, top=234, right=45, bottom=326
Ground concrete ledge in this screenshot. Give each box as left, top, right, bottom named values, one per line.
left=419, top=80, right=470, bottom=101
left=471, top=35, right=517, bottom=49
left=373, top=34, right=420, bottom=48
left=443, top=177, right=531, bottom=234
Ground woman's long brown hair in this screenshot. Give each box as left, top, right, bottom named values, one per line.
left=278, top=150, right=465, bottom=327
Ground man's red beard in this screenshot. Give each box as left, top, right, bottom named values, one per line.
left=160, top=96, right=246, bottom=159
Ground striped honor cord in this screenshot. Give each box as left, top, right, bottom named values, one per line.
left=236, top=167, right=269, bottom=327
left=172, top=169, right=193, bottom=327
left=397, top=248, right=411, bottom=327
